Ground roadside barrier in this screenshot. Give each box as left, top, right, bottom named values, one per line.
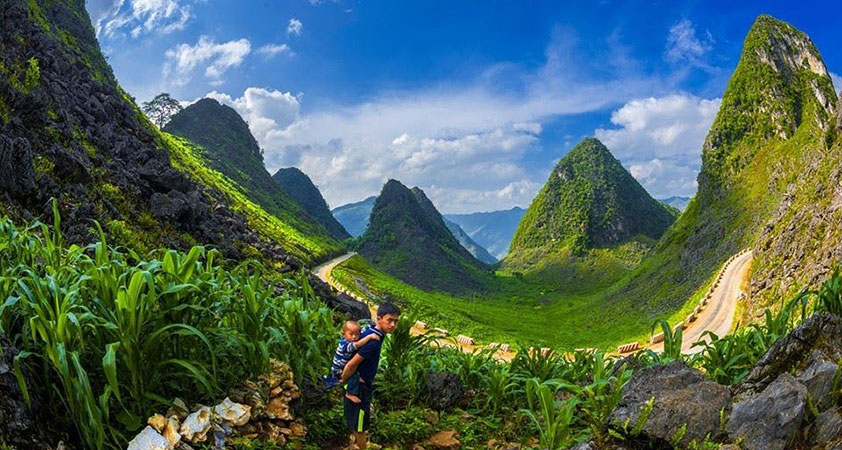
left=617, top=342, right=640, bottom=353
left=415, top=321, right=429, bottom=330
left=456, top=335, right=475, bottom=345
left=650, top=332, right=665, bottom=344
left=433, top=327, right=449, bottom=336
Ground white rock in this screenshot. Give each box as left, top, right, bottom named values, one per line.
left=127, top=426, right=170, bottom=450
left=179, top=406, right=212, bottom=443
left=214, top=397, right=251, bottom=426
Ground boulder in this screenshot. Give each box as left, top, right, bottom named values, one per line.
left=736, top=313, right=842, bottom=396
left=609, top=361, right=731, bottom=447
left=332, top=292, right=371, bottom=321
left=423, top=372, right=464, bottom=410
left=810, top=408, right=842, bottom=447
left=726, top=374, right=808, bottom=450
left=0, top=135, right=36, bottom=198
left=795, top=350, right=839, bottom=412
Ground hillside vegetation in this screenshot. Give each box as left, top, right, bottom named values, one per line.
left=272, top=167, right=351, bottom=241
left=356, top=180, right=490, bottom=294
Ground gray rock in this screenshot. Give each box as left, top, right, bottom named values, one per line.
left=811, top=408, right=842, bottom=447
left=737, top=313, right=842, bottom=397
left=796, top=350, right=839, bottom=412
left=726, top=373, right=808, bottom=450
left=332, top=292, right=371, bottom=321
left=0, top=136, right=35, bottom=198
left=423, top=372, right=464, bottom=411
left=608, top=361, right=731, bottom=447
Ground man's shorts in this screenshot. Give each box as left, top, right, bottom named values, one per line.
left=344, top=383, right=373, bottom=432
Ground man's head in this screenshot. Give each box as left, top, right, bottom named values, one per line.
left=342, top=320, right=362, bottom=342
left=375, top=303, right=401, bottom=334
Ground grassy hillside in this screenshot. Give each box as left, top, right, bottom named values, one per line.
left=272, top=167, right=351, bottom=241
left=164, top=98, right=345, bottom=260
left=356, top=180, right=490, bottom=294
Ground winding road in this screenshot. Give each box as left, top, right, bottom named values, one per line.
left=313, top=250, right=754, bottom=357
left=649, top=250, right=753, bottom=354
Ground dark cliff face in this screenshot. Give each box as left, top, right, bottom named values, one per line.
left=0, top=0, right=303, bottom=266
left=357, top=180, right=488, bottom=294
left=272, top=167, right=351, bottom=241
left=509, top=137, right=674, bottom=264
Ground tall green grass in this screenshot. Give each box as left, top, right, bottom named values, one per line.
left=0, top=203, right=338, bottom=449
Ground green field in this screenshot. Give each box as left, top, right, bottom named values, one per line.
left=331, top=253, right=716, bottom=351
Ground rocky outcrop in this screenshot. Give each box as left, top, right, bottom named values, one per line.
left=610, top=314, right=842, bottom=449
left=0, top=335, right=65, bottom=449
left=726, top=374, right=808, bottom=450
left=609, top=361, right=731, bottom=447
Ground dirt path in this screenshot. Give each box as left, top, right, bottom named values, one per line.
left=648, top=250, right=753, bottom=354
left=314, top=251, right=753, bottom=360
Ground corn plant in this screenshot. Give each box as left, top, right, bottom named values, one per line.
left=520, top=378, right=580, bottom=449
left=560, top=353, right=632, bottom=443
left=511, top=346, right=565, bottom=382
left=482, top=362, right=520, bottom=415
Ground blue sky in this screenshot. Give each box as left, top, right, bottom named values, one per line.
left=86, top=0, right=842, bottom=213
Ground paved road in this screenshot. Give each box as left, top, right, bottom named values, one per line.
left=316, top=251, right=754, bottom=358
left=649, top=250, right=753, bottom=354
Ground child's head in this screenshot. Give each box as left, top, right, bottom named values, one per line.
left=342, top=320, right=362, bottom=341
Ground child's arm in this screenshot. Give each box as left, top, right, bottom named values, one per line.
left=353, top=333, right=381, bottom=349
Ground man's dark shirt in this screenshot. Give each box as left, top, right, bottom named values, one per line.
left=356, top=326, right=384, bottom=385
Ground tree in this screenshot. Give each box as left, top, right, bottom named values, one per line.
left=141, top=93, right=182, bottom=128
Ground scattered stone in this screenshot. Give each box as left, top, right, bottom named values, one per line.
left=426, top=430, right=460, bottom=449
left=127, top=426, right=170, bottom=450
left=166, top=398, right=189, bottom=421
left=726, top=374, right=808, bottom=450
left=179, top=406, right=212, bottom=443
left=214, top=397, right=251, bottom=427
left=609, top=361, right=731, bottom=447
left=795, top=350, right=838, bottom=412
left=147, top=414, right=168, bottom=433
left=266, top=396, right=293, bottom=421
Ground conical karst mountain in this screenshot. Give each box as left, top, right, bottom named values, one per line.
left=164, top=98, right=346, bottom=245
left=504, top=137, right=675, bottom=284
left=356, top=180, right=488, bottom=293
left=610, top=15, right=839, bottom=319
left=272, top=168, right=351, bottom=241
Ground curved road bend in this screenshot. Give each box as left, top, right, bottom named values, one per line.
left=649, top=250, right=753, bottom=355
left=315, top=251, right=754, bottom=358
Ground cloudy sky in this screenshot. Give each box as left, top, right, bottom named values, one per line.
left=85, top=0, right=842, bottom=214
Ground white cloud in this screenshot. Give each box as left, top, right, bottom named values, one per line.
left=595, top=94, right=721, bottom=197
left=94, top=0, right=192, bottom=38
left=257, top=44, right=293, bottom=58
left=287, top=18, right=303, bottom=36
left=831, top=71, right=842, bottom=96
left=163, top=36, right=251, bottom=86
left=182, top=28, right=703, bottom=212
left=665, top=19, right=713, bottom=64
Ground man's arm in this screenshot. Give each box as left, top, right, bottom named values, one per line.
left=341, top=353, right=365, bottom=384
left=353, top=333, right=381, bottom=349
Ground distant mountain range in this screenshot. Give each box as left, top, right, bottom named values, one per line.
left=444, top=207, right=526, bottom=260
left=658, top=196, right=692, bottom=211
left=272, top=168, right=351, bottom=241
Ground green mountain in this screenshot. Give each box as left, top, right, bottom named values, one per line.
left=332, top=196, right=377, bottom=237
left=445, top=207, right=526, bottom=260
left=356, top=180, right=489, bottom=293
left=609, top=15, right=838, bottom=322
left=163, top=98, right=344, bottom=250
left=272, top=167, right=351, bottom=241
left=0, top=0, right=341, bottom=265
left=504, top=137, right=675, bottom=286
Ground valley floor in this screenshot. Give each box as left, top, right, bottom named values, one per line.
left=321, top=251, right=753, bottom=352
